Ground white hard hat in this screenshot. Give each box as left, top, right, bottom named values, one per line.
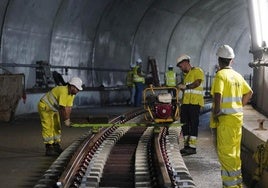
left=177, top=54, right=190, bottom=66
left=168, top=64, right=173, bottom=68
left=69, top=77, right=83, bottom=90
left=216, top=45, right=235, bottom=59
left=136, top=58, right=142, bottom=64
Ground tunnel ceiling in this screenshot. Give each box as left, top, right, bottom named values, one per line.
left=0, top=0, right=252, bottom=88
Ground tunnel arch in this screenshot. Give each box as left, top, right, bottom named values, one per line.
left=0, top=0, right=252, bottom=89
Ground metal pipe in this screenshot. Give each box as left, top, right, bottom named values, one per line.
left=0, top=63, right=129, bottom=72
left=248, top=60, right=268, bottom=68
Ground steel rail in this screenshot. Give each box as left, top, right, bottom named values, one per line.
left=154, top=127, right=173, bottom=187
left=34, top=107, right=194, bottom=188
left=56, top=108, right=146, bottom=187
left=57, top=127, right=116, bottom=187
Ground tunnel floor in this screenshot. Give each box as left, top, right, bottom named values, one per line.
left=0, top=105, right=257, bottom=188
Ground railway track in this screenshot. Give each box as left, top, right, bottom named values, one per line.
left=34, top=108, right=195, bottom=188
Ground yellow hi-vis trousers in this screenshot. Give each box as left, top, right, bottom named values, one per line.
left=217, top=115, right=243, bottom=188
left=38, top=101, right=61, bottom=144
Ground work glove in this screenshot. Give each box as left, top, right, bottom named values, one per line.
left=178, top=84, right=186, bottom=90
left=64, top=119, right=72, bottom=127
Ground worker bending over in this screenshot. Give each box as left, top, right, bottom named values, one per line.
left=38, top=77, right=83, bottom=156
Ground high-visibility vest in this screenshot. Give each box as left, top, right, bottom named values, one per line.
left=41, top=90, right=59, bottom=111
left=182, top=67, right=204, bottom=106
left=126, top=70, right=134, bottom=87
left=211, top=68, right=252, bottom=115
left=40, top=86, right=75, bottom=111
left=165, top=70, right=176, bottom=86
left=133, top=65, right=145, bottom=83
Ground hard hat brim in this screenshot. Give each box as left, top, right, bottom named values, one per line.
left=71, top=84, right=83, bottom=91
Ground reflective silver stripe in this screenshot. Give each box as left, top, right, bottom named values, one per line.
left=221, top=169, right=242, bottom=177
left=185, top=82, right=203, bottom=87
left=221, top=108, right=243, bottom=114
left=44, top=135, right=61, bottom=142
left=222, top=97, right=242, bottom=103
left=223, top=178, right=242, bottom=187
left=184, top=82, right=204, bottom=95
left=221, top=96, right=243, bottom=114
left=222, top=169, right=242, bottom=187
left=44, top=136, right=54, bottom=143
left=54, top=134, right=61, bottom=141
left=184, top=89, right=204, bottom=95
left=41, top=92, right=59, bottom=111
left=48, top=92, right=58, bottom=107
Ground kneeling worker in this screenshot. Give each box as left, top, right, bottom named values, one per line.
left=38, top=77, right=83, bottom=156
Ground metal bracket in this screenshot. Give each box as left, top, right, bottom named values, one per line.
left=255, top=119, right=267, bottom=130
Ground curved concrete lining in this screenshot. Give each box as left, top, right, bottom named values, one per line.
left=0, top=0, right=267, bottom=185
left=0, top=0, right=252, bottom=89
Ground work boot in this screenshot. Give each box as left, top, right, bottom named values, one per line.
left=185, top=147, right=196, bottom=155
left=180, top=147, right=196, bottom=156
left=53, top=143, right=63, bottom=154
left=45, top=144, right=59, bottom=156
left=180, top=146, right=190, bottom=155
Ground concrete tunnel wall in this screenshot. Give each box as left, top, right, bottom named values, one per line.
left=0, top=0, right=253, bottom=90
left=1, top=1, right=268, bottom=185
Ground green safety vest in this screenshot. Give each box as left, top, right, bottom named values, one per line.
left=133, top=65, right=145, bottom=83
left=126, top=70, right=134, bottom=87
left=165, top=70, right=176, bottom=86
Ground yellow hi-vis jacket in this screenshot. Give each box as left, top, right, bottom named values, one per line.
left=40, top=85, right=75, bottom=111
left=210, top=68, right=252, bottom=118
left=181, top=67, right=204, bottom=107
left=126, top=70, right=134, bottom=87
left=133, top=65, right=145, bottom=83
left=165, top=70, right=176, bottom=86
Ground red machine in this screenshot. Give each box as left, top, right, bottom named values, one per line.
left=143, top=85, right=180, bottom=123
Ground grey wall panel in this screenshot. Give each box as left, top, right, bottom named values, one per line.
left=0, top=0, right=9, bottom=39
left=133, top=6, right=180, bottom=79
left=50, top=0, right=111, bottom=87
left=93, top=0, right=154, bottom=87
left=132, top=0, right=200, bottom=83
left=1, top=0, right=61, bottom=87
left=198, top=0, right=252, bottom=75
left=0, top=0, right=253, bottom=89
left=167, top=0, right=252, bottom=76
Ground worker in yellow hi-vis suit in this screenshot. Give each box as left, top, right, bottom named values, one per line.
left=210, top=45, right=253, bottom=187
left=38, top=77, right=83, bottom=156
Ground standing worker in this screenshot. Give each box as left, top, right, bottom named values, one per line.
left=177, top=54, right=204, bottom=156
left=210, top=45, right=253, bottom=187
left=133, top=58, right=145, bottom=107
left=164, top=64, right=177, bottom=96
left=38, top=77, right=83, bottom=156
left=164, top=64, right=177, bottom=87
left=126, top=64, right=135, bottom=106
